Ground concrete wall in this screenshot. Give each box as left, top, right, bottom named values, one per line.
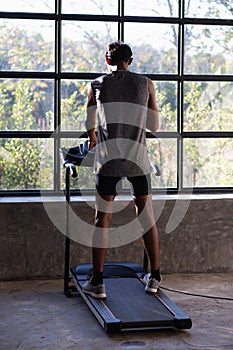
left=0, top=196, right=233, bottom=280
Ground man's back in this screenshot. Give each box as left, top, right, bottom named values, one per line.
left=91, top=71, right=152, bottom=176
left=94, top=70, right=149, bottom=106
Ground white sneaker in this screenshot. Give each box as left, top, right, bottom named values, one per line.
left=143, top=273, right=161, bottom=293
left=82, top=280, right=106, bottom=299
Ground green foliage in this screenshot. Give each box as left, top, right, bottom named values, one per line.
left=0, top=82, right=41, bottom=189
left=0, top=85, right=11, bottom=130
left=1, top=138, right=41, bottom=189
left=183, top=82, right=233, bottom=186
left=61, top=82, right=88, bottom=131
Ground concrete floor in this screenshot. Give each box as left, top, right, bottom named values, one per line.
left=1, top=274, right=233, bottom=350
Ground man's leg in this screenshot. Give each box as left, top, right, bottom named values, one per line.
left=82, top=194, right=114, bottom=298
left=134, top=194, right=160, bottom=273
left=92, top=193, right=115, bottom=274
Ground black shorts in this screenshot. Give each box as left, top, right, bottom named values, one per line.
left=96, top=174, right=152, bottom=196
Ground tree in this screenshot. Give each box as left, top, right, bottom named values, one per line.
left=0, top=82, right=42, bottom=189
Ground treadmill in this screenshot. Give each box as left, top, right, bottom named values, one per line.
left=63, top=161, right=192, bottom=333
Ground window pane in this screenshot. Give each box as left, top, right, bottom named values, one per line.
left=184, top=25, right=233, bottom=75
left=125, top=0, right=178, bottom=17
left=62, top=0, right=118, bottom=15
left=0, top=79, right=54, bottom=131
left=0, top=138, right=54, bottom=190
left=148, top=138, right=177, bottom=188
left=0, top=0, right=54, bottom=13
left=0, top=19, right=55, bottom=72
left=62, top=21, right=118, bottom=72
left=183, top=82, right=233, bottom=132
left=124, top=23, right=178, bottom=74
left=60, top=138, right=95, bottom=191
left=183, top=138, right=233, bottom=188
left=185, top=0, right=233, bottom=19
left=61, top=80, right=89, bottom=131
left=155, top=81, right=177, bottom=132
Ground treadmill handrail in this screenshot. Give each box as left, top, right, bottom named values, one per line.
left=64, top=162, right=77, bottom=178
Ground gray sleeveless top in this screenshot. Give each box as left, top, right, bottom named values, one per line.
left=91, top=70, right=152, bottom=176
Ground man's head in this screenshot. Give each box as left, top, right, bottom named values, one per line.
left=105, top=41, right=133, bottom=66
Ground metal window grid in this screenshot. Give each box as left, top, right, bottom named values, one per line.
left=0, top=0, right=233, bottom=195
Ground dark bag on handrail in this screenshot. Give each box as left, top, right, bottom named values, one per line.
left=60, top=140, right=94, bottom=167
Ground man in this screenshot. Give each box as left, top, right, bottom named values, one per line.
left=83, top=41, right=161, bottom=299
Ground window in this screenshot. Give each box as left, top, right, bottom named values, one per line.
left=0, top=0, right=233, bottom=194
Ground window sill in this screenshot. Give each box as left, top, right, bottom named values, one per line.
left=1, top=193, right=233, bottom=203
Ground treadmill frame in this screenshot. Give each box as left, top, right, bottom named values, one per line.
left=69, top=262, right=192, bottom=332
left=63, top=164, right=192, bottom=333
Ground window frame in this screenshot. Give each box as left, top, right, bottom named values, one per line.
left=0, top=0, right=233, bottom=196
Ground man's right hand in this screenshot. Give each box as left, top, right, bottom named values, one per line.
left=89, top=137, right=96, bottom=150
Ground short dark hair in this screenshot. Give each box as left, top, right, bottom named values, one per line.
left=105, top=41, right=132, bottom=65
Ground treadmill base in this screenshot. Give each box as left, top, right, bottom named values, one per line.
left=67, top=262, right=192, bottom=333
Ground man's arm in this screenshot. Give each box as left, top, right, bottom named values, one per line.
left=85, top=85, right=97, bottom=149
left=146, top=79, right=159, bottom=132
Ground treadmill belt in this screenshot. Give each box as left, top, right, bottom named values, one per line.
left=72, top=264, right=192, bottom=331
left=103, top=278, right=174, bottom=323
